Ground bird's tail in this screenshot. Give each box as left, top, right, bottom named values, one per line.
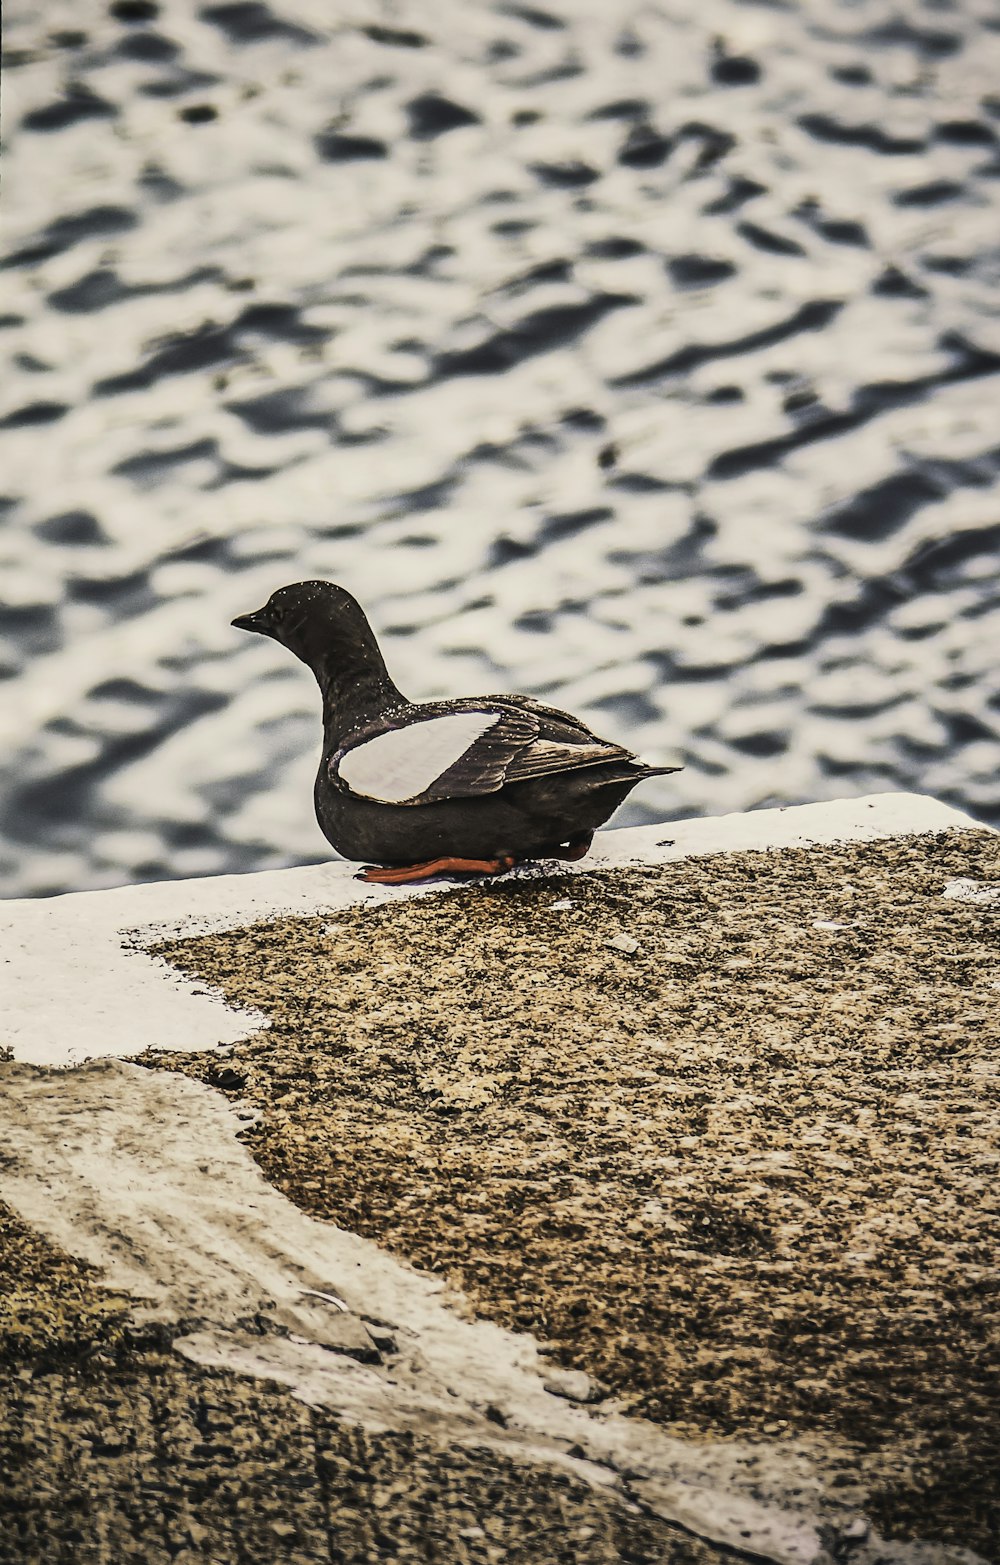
left=630, top=759, right=683, bottom=778
left=584, top=759, right=682, bottom=791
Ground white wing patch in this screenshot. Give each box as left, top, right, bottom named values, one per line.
left=337, top=711, right=502, bottom=803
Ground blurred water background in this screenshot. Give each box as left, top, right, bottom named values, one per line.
left=2, top=0, right=999, bottom=898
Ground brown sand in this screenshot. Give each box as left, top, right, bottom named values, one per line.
left=144, top=828, right=1000, bottom=1556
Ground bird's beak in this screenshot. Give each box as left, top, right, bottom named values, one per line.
left=231, top=609, right=273, bottom=636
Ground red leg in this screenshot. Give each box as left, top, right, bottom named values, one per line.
left=357, top=855, right=516, bottom=885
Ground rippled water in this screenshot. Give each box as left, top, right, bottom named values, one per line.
left=2, top=0, right=999, bottom=897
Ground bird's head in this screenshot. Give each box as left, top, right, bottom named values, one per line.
left=231, top=579, right=368, bottom=665
left=232, top=580, right=402, bottom=725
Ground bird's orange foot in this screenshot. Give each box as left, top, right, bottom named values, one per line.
left=357, top=855, right=517, bottom=885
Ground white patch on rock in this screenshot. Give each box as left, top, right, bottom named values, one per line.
left=943, top=878, right=1000, bottom=905
left=606, top=932, right=640, bottom=954
left=337, top=711, right=502, bottom=802
left=0, top=793, right=989, bottom=1069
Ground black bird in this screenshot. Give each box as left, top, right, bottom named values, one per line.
left=232, top=580, right=680, bottom=884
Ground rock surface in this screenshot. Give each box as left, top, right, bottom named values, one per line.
left=1, top=807, right=996, bottom=1562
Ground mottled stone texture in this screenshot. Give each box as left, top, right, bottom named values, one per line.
left=153, top=830, right=1000, bottom=1557
left=2, top=828, right=997, bottom=1561
left=1, top=1340, right=718, bottom=1565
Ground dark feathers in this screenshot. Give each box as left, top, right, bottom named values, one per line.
left=233, top=580, right=680, bottom=869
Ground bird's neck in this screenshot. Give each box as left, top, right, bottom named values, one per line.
left=316, top=649, right=405, bottom=747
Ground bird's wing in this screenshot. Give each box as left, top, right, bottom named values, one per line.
left=331, top=700, right=637, bottom=805
left=333, top=708, right=536, bottom=804
left=483, top=692, right=604, bottom=743
left=502, top=738, right=635, bottom=782
left=474, top=695, right=640, bottom=783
